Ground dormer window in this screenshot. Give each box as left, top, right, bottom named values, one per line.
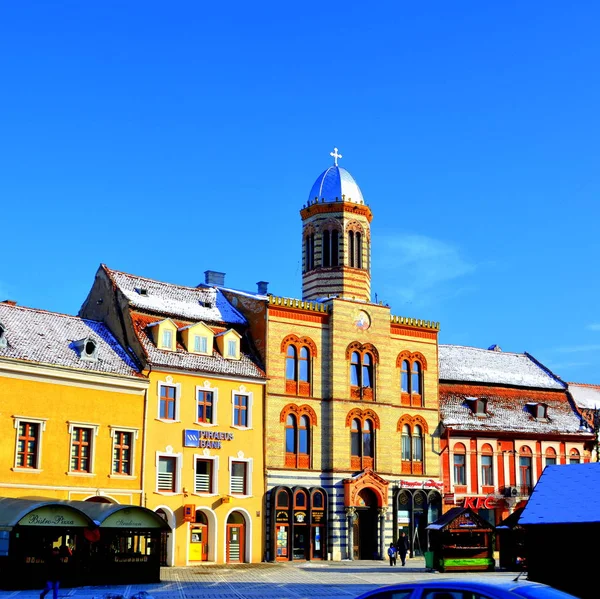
left=162, top=329, right=173, bottom=349
left=0, top=322, right=6, bottom=348
left=527, top=402, right=548, bottom=420
left=74, top=337, right=98, bottom=362
left=194, top=335, right=208, bottom=353
left=227, top=340, right=236, bottom=357
left=466, top=396, right=487, bottom=416
left=147, top=319, right=177, bottom=351
left=135, top=287, right=149, bottom=296
left=215, top=329, right=241, bottom=360
left=179, top=322, right=213, bottom=355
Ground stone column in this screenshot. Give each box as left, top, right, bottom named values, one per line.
left=346, top=507, right=357, bottom=560
left=378, top=507, right=388, bottom=560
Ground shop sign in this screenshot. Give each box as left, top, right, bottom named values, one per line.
left=294, top=511, right=306, bottom=523
left=18, top=507, right=89, bottom=527
left=184, top=429, right=234, bottom=449
left=103, top=510, right=162, bottom=529
left=311, top=510, right=325, bottom=524
left=399, top=479, right=444, bottom=490
left=462, top=496, right=501, bottom=510
left=397, top=510, right=410, bottom=524
left=275, top=510, right=288, bottom=523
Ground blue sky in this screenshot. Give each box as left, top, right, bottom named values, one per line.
left=1, top=2, right=599, bottom=383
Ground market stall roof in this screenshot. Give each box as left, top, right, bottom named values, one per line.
left=0, top=497, right=170, bottom=530
left=496, top=506, right=525, bottom=530
left=426, top=506, right=494, bottom=531
left=519, top=463, right=600, bottom=526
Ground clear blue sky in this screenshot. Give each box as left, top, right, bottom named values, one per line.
left=1, top=2, right=599, bottom=383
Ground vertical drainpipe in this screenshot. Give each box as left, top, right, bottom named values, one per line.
left=141, top=363, right=152, bottom=507
left=262, top=302, right=269, bottom=562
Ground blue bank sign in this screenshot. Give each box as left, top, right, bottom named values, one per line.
left=184, top=429, right=234, bottom=449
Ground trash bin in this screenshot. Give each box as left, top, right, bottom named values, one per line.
left=424, top=551, right=435, bottom=569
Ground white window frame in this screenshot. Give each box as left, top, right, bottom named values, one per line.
left=109, top=426, right=139, bottom=478
left=228, top=455, right=253, bottom=497
left=231, top=386, right=253, bottom=430
left=67, top=421, right=100, bottom=476
left=227, top=339, right=237, bottom=357
left=195, top=382, right=218, bottom=426
left=157, top=377, right=182, bottom=423
left=194, top=335, right=208, bottom=354
left=12, top=416, right=47, bottom=472
left=156, top=450, right=182, bottom=495
left=193, top=453, right=219, bottom=496
left=161, top=328, right=173, bottom=349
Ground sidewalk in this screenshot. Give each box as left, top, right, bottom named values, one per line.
left=0, top=559, right=518, bottom=599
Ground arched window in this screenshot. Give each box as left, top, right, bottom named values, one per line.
left=412, top=425, right=423, bottom=462
left=362, top=419, right=374, bottom=458
left=348, top=231, right=355, bottom=267
left=411, top=362, right=422, bottom=395
left=569, top=449, right=581, bottom=464
left=305, top=233, right=315, bottom=271
left=401, top=424, right=411, bottom=461
left=401, top=360, right=409, bottom=393
left=322, top=230, right=331, bottom=267
left=545, top=447, right=557, bottom=468
left=481, top=444, right=494, bottom=486
left=294, top=489, right=307, bottom=508
left=331, top=230, right=339, bottom=266
left=283, top=338, right=313, bottom=396
left=276, top=488, right=290, bottom=508
left=453, top=443, right=466, bottom=486
left=349, top=346, right=376, bottom=401
left=312, top=489, right=324, bottom=509
left=350, top=418, right=361, bottom=459
left=349, top=413, right=376, bottom=470
left=281, top=404, right=316, bottom=470
left=356, top=232, right=362, bottom=268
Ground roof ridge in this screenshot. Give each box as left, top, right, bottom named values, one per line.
left=568, top=382, right=600, bottom=389
left=104, top=264, right=214, bottom=294
left=440, top=343, right=524, bottom=356
left=0, top=302, right=103, bottom=324
left=524, top=351, right=566, bottom=389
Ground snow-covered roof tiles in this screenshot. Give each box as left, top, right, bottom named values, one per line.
left=439, top=385, right=588, bottom=435
left=131, top=313, right=265, bottom=379
left=520, top=463, right=600, bottom=525
left=568, top=383, right=600, bottom=410
left=105, top=267, right=247, bottom=325
left=0, top=303, right=141, bottom=377
left=439, top=344, right=565, bottom=390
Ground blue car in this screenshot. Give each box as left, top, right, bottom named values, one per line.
left=354, top=580, right=579, bottom=599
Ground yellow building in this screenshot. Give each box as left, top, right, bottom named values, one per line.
left=80, top=266, right=266, bottom=565
left=222, top=152, right=442, bottom=561
left=0, top=301, right=148, bottom=504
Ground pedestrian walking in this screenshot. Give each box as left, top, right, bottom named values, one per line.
left=387, top=542, right=397, bottom=566
left=396, top=531, right=409, bottom=566
left=40, top=545, right=63, bottom=599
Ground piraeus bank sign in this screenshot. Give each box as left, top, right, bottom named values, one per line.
left=184, top=429, right=234, bottom=449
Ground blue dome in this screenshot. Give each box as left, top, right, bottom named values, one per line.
left=308, top=166, right=365, bottom=205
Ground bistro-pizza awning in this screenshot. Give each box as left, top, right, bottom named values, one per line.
left=0, top=497, right=170, bottom=531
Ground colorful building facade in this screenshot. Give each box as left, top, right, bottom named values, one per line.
left=221, top=153, right=443, bottom=561
left=439, top=344, right=594, bottom=525
left=80, top=266, right=267, bottom=565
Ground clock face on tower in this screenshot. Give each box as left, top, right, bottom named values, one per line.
left=355, top=310, right=371, bottom=331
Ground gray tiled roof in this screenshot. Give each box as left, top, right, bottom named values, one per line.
left=568, top=383, right=600, bottom=410
left=440, top=387, right=587, bottom=435
left=520, top=463, right=600, bottom=525
left=439, top=344, right=565, bottom=390
left=106, top=267, right=247, bottom=325
left=0, top=303, right=141, bottom=377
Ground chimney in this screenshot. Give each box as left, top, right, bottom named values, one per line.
left=204, top=271, right=225, bottom=286
left=1, top=300, right=17, bottom=306
left=257, top=281, right=269, bottom=295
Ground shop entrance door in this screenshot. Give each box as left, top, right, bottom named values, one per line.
left=292, top=525, right=307, bottom=559
left=226, top=511, right=246, bottom=563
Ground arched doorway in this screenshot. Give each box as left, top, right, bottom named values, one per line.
left=190, top=510, right=208, bottom=562
left=85, top=496, right=112, bottom=503
left=395, top=489, right=442, bottom=556
left=155, top=508, right=171, bottom=566
left=353, top=488, right=378, bottom=560
left=226, top=511, right=246, bottom=563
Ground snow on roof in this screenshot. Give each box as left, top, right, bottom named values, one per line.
left=440, top=385, right=588, bottom=435
left=131, top=313, right=265, bottom=379
left=568, top=383, right=600, bottom=410
left=0, top=303, right=141, bottom=377
left=439, top=344, right=565, bottom=390
left=106, top=267, right=247, bottom=325
left=520, top=464, right=600, bottom=525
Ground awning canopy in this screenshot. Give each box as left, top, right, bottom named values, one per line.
left=0, top=497, right=170, bottom=531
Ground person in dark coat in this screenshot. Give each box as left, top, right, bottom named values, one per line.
left=40, top=546, right=63, bottom=599
left=395, top=531, right=409, bottom=566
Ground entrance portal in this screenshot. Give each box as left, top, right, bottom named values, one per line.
left=189, top=510, right=208, bottom=562
left=226, top=511, right=246, bottom=563
left=353, top=488, right=378, bottom=560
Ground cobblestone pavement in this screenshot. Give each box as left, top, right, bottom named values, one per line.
left=0, top=559, right=521, bottom=599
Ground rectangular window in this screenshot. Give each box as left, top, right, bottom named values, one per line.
left=454, top=454, right=466, bottom=486
left=159, top=385, right=177, bottom=420
left=231, top=461, right=247, bottom=495
left=227, top=339, right=236, bottom=357
left=17, top=422, right=39, bottom=468
left=162, top=329, right=173, bottom=349
left=195, top=459, right=213, bottom=493
left=71, top=427, right=92, bottom=473
left=481, top=454, right=493, bottom=486
left=197, top=390, right=214, bottom=423
left=112, top=431, right=132, bottom=475
left=194, top=335, right=208, bottom=353
left=545, top=456, right=557, bottom=468
left=233, top=394, right=248, bottom=427
left=158, top=456, right=177, bottom=492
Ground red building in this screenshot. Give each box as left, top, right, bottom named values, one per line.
left=439, top=344, right=594, bottom=524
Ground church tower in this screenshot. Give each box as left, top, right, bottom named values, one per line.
left=301, top=148, right=372, bottom=303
